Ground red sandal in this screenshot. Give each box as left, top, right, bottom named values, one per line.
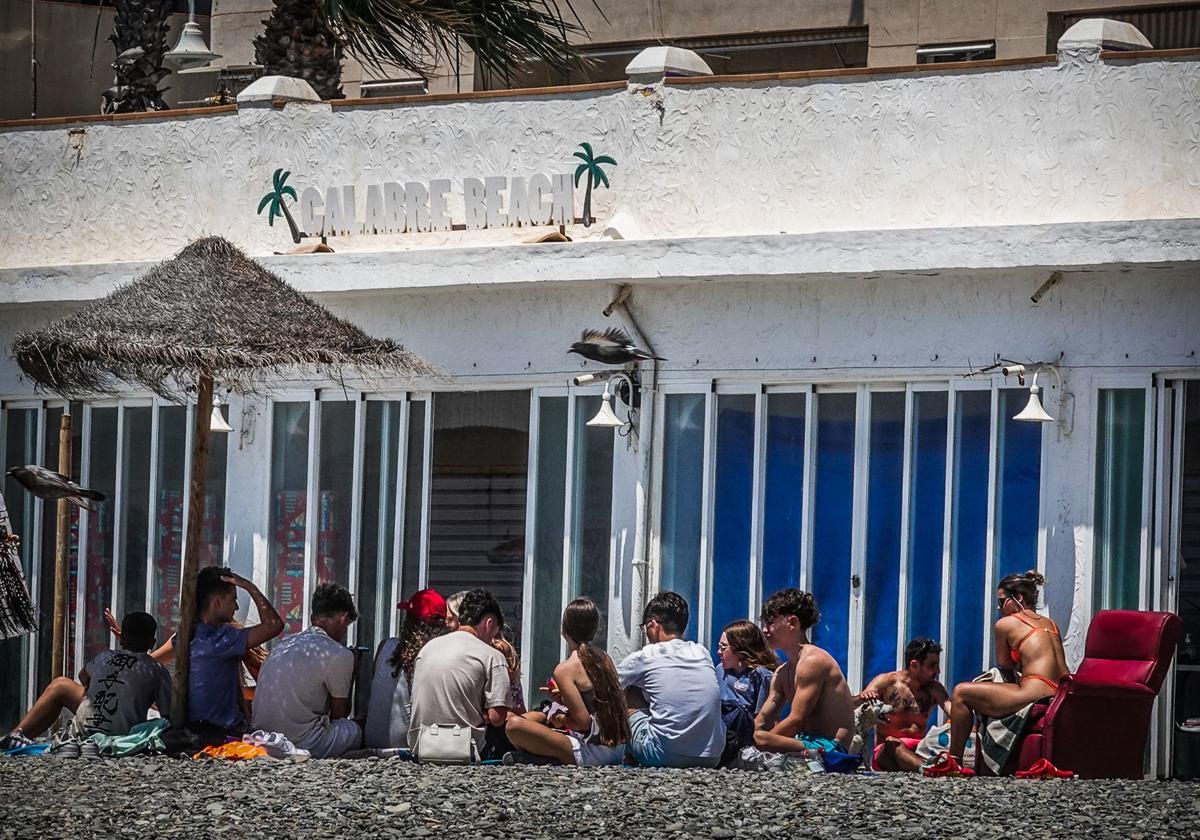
left=922, top=752, right=976, bottom=777
left=1014, top=757, right=1073, bottom=779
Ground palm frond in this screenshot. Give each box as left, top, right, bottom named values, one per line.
left=592, top=155, right=616, bottom=166
left=272, top=168, right=284, bottom=191
left=593, top=167, right=609, bottom=189
left=281, top=186, right=298, bottom=201
left=325, top=0, right=589, bottom=82
left=574, top=162, right=588, bottom=187
left=577, top=141, right=594, bottom=158
left=257, top=194, right=274, bottom=215
left=572, top=150, right=591, bottom=163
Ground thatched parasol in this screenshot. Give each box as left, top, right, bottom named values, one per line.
left=12, top=236, right=434, bottom=726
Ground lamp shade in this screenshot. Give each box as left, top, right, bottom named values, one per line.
left=1013, top=386, right=1055, bottom=423
left=210, top=404, right=233, bottom=433
left=586, top=394, right=624, bottom=428
left=164, top=22, right=221, bottom=71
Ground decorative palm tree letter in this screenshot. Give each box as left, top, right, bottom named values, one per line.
left=573, top=143, right=617, bottom=228
left=258, top=169, right=303, bottom=244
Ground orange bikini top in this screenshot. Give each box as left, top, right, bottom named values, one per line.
left=1009, top=611, right=1060, bottom=665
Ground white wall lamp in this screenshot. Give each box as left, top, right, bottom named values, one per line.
left=164, top=0, right=221, bottom=71
left=1000, top=363, right=1059, bottom=424
left=574, top=370, right=638, bottom=437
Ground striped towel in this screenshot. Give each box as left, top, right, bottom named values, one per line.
left=974, top=667, right=1033, bottom=775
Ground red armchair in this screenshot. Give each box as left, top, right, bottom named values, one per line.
left=984, top=609, right=1182, bottom=779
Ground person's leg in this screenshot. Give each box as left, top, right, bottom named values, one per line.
left=949, top=681, right=1036, bottom=760
left=11, top=678, right=84, bottom=738
left=505, top=714, right=575, bottom=764
left=625, top=709, right=664, bottom=767
left=884, top=738, right=925, bottom=773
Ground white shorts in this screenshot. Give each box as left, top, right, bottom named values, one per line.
left=567, top=734, right=625, bottom=767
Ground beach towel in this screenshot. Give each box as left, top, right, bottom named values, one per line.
left=88, top=718, right=171, bottom=757
left=974, top=668, right=1033, bottom=775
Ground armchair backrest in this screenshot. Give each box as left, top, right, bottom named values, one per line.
left=1075, top=610, right=1182, bottom=691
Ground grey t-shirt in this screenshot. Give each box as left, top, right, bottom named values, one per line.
left=76, top=649, right=172, bottom=737
left=618, top=638, right=726, bottom=761
left=408, top=630, right=510, bottom=748
left=252, top=626, right=354, bottom=749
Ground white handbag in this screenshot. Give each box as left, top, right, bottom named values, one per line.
left=414, top=724, right=479, bottom=765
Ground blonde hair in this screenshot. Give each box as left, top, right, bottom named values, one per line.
left=446, top=590, right=469, bottom=621
left=493, top=637, right=520, bottom=674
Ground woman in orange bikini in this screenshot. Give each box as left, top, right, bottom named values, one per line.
left=944, top=570, right=1068, bottom=771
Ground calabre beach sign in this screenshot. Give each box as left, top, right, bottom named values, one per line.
left=257, top=144, right=617, bottom=243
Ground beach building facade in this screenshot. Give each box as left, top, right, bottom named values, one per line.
left=0, top=25, right=1198, bottom=775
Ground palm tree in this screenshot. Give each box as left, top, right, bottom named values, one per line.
left=101, top=0, right=174, bottom=114
left=573, top=142, right=616, bottom=227
left=255, top=0, right=594, bottom=100
left=258, top=169, right=303, bottom=244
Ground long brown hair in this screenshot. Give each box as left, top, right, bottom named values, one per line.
left=388, top=614, right=447, bottom=680
left=998, top=569, right=1045, bottom=610
left=723, top=619, right=780, bottom=671
left=562, top=597, right=631, bottom=747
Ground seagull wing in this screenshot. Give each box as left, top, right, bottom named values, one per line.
left=579, top=327, right=632, bottom=348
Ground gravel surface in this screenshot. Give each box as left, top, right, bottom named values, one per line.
left=1, top=758, right=1198, bottom=839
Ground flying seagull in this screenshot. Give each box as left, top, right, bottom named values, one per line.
left=6, top=466, right=107, bottom=511
left=568, top=328, right=665, bottom=365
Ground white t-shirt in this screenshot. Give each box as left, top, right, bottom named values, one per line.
left=364, top=638, right=412, bottom=749
left=408, top=630, right=510, bottom=748
left=618, top=638, right=726, bottom=761
left=252, top=626, right=354, bottom=749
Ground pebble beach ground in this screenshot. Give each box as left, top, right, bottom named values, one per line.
left=1, top=758, right=1198, bottom=839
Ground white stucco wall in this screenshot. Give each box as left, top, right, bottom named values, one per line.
left=2, top=51, right=1200, bottom=271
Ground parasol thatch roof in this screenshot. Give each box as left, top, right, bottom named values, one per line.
left=12, top=237, right=435, bottom=398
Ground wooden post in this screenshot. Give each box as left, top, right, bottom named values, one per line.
left=50, top=412, right=71, bottom=680
left=171, top=374, right=213, bottom=726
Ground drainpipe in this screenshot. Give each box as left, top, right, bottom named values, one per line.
left=604, top=284, right=657, bottom=647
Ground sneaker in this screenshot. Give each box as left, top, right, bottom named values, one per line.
left=0, top=731, right=34, bottom=752
left=922, top=752, right=975, bottom=778
left=80, top=739, right=101, bottom=760
left=501, top=750, right=557, bottom=766
left=51, top=740, right=81, bottom=759
left=242, top=730, right=309, bottom=763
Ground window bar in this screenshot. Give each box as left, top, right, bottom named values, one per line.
left=387, top=397, right=411, bottom=638
left=109, top=404, right=127, bottom=641
left=746, top=387, right=768, bottom=620
left=417, top=395, right=434, bottom=588
left=697, top=385, right=717, bottom=647
left=301, top=392, right=321, bottom=627
left=74, top=405, right=92, bottom=675
left=799, top=388, right=817, bottom=592
left=895, top=385, right=916, bottom=670
left=24, top=406, right=43, bottom=708
left=1159, top=381, right=1187, bottom=777
left=142, top=399, right=161, bottom=613
left=847, top=386, right=871, bottom=691
left=346, top=395, right=366, bottom=647
left=1036, top=390, right=1052, bottom=585
left=519, top=392, right=542, bottom=701
left=937, top=383, right=959, bottom=703
left=1136, top=387, right=1155, bottom=612
left=981, top=383, right=1000, bottom=669
left=559, top=390, right=578, bottom=661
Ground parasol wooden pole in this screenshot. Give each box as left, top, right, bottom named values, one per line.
left=50, top=411, right=71, bottom=680
left=171, top=374, right=213, bottom=726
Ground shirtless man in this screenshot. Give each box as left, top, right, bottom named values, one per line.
left=856, top=638, right=950, bottom=771
left=753, top=589, right=853, bottom=754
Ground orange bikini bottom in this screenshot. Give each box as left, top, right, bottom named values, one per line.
left=1020, top=674, right=1059, bottom=692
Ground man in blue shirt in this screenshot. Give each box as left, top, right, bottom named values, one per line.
left=189, top=567, right=283, bottom=743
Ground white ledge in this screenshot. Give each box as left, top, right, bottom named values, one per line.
left=2, top=218, right=1199, bottom=306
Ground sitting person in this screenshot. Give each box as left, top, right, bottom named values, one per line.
left=252, top=582, right=362, bottom=758
left=363, top=588, right=447, bottom=749
left=408, top=588, right=510, bottom=758
left=856, top=637, right=950, bottom=771
left=717, top=619, right=779, bottom=715
left=505, top=597, right=630, bottom=766
left=754, top=589, right=853, bottom=754
left=188, top=567, right=283, bottom=745
left=617, top=591, right=725, bottom=768
left=444, top=590, right=469, bottom=631
left=941, top=570, right=1067, bottom=775
left=493, top=635, right=527, bottom=715
left=1, top=611, right=171, bottom=748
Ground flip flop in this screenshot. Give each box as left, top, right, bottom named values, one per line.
left=1014, top=757, right=1073, bottom=779
left=922, top=752, right=976, bottom=777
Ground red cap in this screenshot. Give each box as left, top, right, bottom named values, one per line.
left=397, top=589, right=447, bottom=624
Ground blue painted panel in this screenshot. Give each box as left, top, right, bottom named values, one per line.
left=710, top=394, right=755, bottom=652
left=949, top=391, right=991, bottom=688
left=660, top=393, right=706, bottom=638
left=995, top=389, right=1043, bottom=585
left=906, top=392, right=948, bottom=646
left=761, top=393, right=806, bottom=601
left=863, top=392, right=904, bottom=683
left=811, top=393, right=856, bottom=674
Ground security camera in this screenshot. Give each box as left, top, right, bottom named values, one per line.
left=573, top=372, right=601, bottom=386
left=1001, top=364, right=1026, bottom=378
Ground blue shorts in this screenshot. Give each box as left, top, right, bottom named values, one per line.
left=796, top=732, right=840, bottom=753
left=627, top=710, right=720, bottom=769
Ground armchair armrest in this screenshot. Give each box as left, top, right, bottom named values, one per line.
left=1058, top=674, right=1156, bottom=701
